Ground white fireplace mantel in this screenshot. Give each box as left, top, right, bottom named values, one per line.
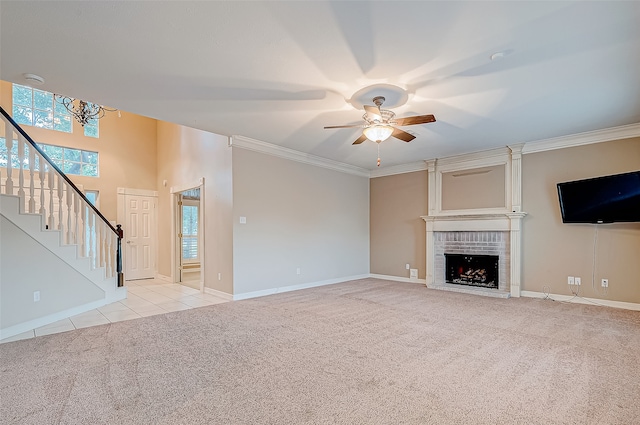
left=422, top=213, right=525, bottom=232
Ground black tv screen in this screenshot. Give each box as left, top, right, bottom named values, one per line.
left=557, top=171, right=640, bottom=224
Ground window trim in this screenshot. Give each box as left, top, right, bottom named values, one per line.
left=38, top=143, right=100, bottom=178
left=12, top=83, right=72, bottom=133
left=12, top=83, right=101, bottom=138
left=0, top=139, right=99, bottom=178
left=181, top=199, right=200, bottom=263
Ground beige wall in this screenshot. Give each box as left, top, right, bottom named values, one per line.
left=368, top=139, right=639, bottom=304
left=521, top=137, right=640, bottom=303
left=1, top=80, right=158, bottom=221
left=1, top=216, right=104, bottom=330
left=156, top=121, right=233, bottom=294
left=232, top=148, right=369, bottom=295
left=442, top=164, right=505, bottom=210
left=370, top=170, right=428, bottom=279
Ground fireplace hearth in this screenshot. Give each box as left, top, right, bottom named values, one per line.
left=445, top=253, right=499, bottom=289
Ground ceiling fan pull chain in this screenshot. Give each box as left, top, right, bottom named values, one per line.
left=377, top=142, right=381, bottom=167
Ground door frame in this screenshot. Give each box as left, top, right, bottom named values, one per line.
left=116, top=187, right=159, bottom=280
left=170, top=177, right=205, bottom=292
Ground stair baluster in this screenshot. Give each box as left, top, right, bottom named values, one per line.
left=38, top=153, right=46, bottom=215
left=66, top=182, right=73, bottom=244
left=89, top=212, right=96, bottom=269
left=100, top=222, right=106, bottom=268
left=3, top=135, right=14, bottom=194
left=74, top=192, right=80, bottom=245
left=80, top=203, right=87, bottom=257
left=105, top=231, right=113, bottom=278
left=17, top=137, right=25, bottom=199
left=47, top=166, right=55, bottom=229
left=57, top=175, right=64, bottom=231
left=28, top=140, right=36, bottom=213
left=95, top=219, right=101, bottom=269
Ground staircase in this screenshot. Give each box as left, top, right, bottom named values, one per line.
left=0, top=107, right=125, bottom=340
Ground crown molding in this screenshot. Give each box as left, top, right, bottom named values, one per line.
left=522, top=122, right=640, bottom=154
left=435, top=147, right=511, bottom=171
left=230, top=122, right=640, bottom=180
left=230, top=135, right=370, bottom=178
left=370, top=161, right=428, bottom=178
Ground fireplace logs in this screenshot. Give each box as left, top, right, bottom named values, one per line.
left=445, top=254, right=499, bottom=289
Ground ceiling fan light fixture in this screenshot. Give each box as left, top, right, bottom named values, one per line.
left=363, top=124, right=394, bottom=142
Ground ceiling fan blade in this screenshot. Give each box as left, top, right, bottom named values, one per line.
left=352, top=134, right=368, bottom=145
left=324, top=124, right=363, bottom=129
left=394, top=114, right=436, bottom=126
left=392, top=128, right=416, bottom=142
left=364, top=105, right=381, bottom=120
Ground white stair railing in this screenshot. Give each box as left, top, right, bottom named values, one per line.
left=0, top=107, right=124, bottom=286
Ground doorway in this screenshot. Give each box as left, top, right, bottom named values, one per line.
left=177, top=188, right=201, bottom=289
left=117, top=188, right=158, bottom=281
left=171, top=178, right=205, bottom=291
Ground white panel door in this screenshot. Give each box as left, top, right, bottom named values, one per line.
left=124, top=194, right=156, bottom=280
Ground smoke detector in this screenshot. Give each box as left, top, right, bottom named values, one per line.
left=23, top=73, right=45, bottom=85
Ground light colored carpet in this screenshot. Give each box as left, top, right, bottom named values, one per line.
left=1, top=278, right=639, bottom=424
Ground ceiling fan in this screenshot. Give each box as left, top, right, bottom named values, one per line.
left=324, top=96, right=436, bottom=166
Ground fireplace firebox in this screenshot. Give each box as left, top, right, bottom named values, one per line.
left=445, top=254, right=499, bottom=289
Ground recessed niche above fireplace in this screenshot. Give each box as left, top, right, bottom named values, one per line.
left=445, top=254, right=499, bottom=289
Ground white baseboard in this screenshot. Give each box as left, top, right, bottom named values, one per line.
left=0, top=298, right=107, bottom=341
left=155, top=273, right=173, bottom=283
left=105, top=286, right=127, bottom=303
left=369, top=273, right=426, bottom=284
left=521, top=290, right=640, bottom=311
left=204, top=287, right=234, bottom=301
left=233, top=274, right=371, bottom=301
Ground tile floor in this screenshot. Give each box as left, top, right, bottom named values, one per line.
left=0, top=278, right=230, bottom=343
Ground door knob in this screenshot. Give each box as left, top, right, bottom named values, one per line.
left=127, top=240, right=131, bottom=244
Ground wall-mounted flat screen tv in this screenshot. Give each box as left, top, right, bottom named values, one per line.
left=557, top=171, right=640, bottom=224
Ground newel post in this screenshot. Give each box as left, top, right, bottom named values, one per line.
left=116, top=224, right=124, bottom=287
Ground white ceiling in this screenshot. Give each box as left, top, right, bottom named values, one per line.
left=2, top=1, right=639, bottom=170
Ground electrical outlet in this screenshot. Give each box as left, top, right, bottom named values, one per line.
left=601, top=278, right=609, bottom=288
left=575, top=277, right=581, bottom=286
left=405, top=263, right=410, bottom=270
left=568, top=276, right=575, bottom=285
left=33, top=291, right=40, bottom=302
left=218, top=273, right=221, bottom=281
left=296, top=268, right=301, bottom=275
